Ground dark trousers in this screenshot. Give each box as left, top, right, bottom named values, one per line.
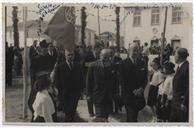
left=169, top=107, right=188, bottom=122
left=94, top=100, right=112, bottom=119
left=57, top=91, right=64, bottom=111
left=6, top=67, right=13, bottom=87
left=125, top=105, right=139, bottom=122
left=113, top=98, right=120, bottom=113
left=64, top=97, right=80, bottom=122
left=87, top=100, right=94, bottom=116
left=30, top=69, right=36, bottom=88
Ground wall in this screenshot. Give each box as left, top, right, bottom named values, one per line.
left=124, top=4, right=192, bottom=52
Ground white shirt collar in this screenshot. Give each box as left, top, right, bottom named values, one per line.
left=129, top=56, right=134, bottom=63
left=66, top=60, right=70, bottom=65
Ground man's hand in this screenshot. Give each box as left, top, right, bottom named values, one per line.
left=133, top=88, right=144, bottom=96
left=180, top=96, right=187, bottom=112
left=180, top=104, right=187, bottom=112
left=86, top=96, right=92, bottom=102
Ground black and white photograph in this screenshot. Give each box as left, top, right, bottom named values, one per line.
left=1, top=1, right=193, bottom=126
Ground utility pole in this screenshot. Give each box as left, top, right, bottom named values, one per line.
left=22, top=6, right=28, bottom=119
left=12, top=6, right=19, bottom=48
left=115, top=7, right=120, bottom=52
left=123, top=8, right=126, bottom=48
left=81, top=6, right=87, bottom=48
left=97, top=8, right=101, bottom=35
left=5, top=6, right=7, bottom=43
left=160, top=7, right=168, bottom=69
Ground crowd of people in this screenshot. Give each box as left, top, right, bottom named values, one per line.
left=6, top=39, right=189, bottom=123
left=6, top=42, right=23, bottom=87
left=148, top=43, right=174, bottom=56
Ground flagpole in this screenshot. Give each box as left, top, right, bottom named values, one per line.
left=22, top=6, right=28, bottom=119
left=123, top=8, right=126, bottom=48
left=115, top=7, right=120, bottom=52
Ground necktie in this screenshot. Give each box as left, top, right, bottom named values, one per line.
left=176, top=66, right=180, bottom=72
left=69, top=61, right=73, bottom=70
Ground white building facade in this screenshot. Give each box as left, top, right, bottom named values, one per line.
left=75, top=25, right=95, bottom=47
left=123, top=4, right=192, bottom=52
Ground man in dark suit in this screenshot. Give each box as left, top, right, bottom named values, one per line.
left=55, top=49, right=83, bottom=122
left=86, top=49, right=118, bottom=122
left=112, top=51, right=122, bottom=113
left=118, top=43, right=148, bottom=122
left=30, top=40, right=52, bottom=83
left=48, top=43, right=58, bottom=70
left=6, top=42, right=14, bottom=87
left=84, top=46, right=97, bottom=117
left=170, top=48, right=189, bottom=122
left=29, top=40, right=39, bottom=87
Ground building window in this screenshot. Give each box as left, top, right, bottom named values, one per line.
left=133, top=8, right=141, bottom=27
left=151, top=8, right=160, bottom=25
left=133, top=40, right=140, bottom=44
left=171, top=39, right=181, bottom=53
left=172, top=7, right=183, bottom=24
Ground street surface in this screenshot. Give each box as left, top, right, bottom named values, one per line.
left=4, top=77, right=153, bottom=123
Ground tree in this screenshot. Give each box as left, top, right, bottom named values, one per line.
left=115, top=7, right=120, bottom=52
left=81, top=7, right=87, bottom=48
left=12, top=6, right=19, bottom=48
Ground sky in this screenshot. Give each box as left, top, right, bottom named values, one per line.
left=4, top=3, right=126, bottom=36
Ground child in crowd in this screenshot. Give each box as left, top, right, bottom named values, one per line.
left=147, top=57, right=164, bottom=122
left=32, top=75, right=57, bottom=122
left=157, top=62, right=175, bottom=122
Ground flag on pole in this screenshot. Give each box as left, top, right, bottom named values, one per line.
left=45, top=6, right=76, bottom=51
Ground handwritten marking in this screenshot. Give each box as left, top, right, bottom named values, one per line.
left=34, top=3, right=183, bottom=33
left=90, top=3, right=116, bottom=9
left=36, top=3, right=62, bottom=36
left=37, top=3, right=62, bottom=19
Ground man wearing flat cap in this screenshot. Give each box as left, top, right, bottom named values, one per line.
left=170, top=48, right=189, bottom=122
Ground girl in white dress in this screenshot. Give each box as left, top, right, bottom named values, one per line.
left=147, top=57, right=164, bottom=122
left=32, top=76, right=56, bottom=122
left=158, top=62, right=175, bottom=122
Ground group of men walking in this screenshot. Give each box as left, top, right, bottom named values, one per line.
left=27, top=39, right=189, bottom=122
